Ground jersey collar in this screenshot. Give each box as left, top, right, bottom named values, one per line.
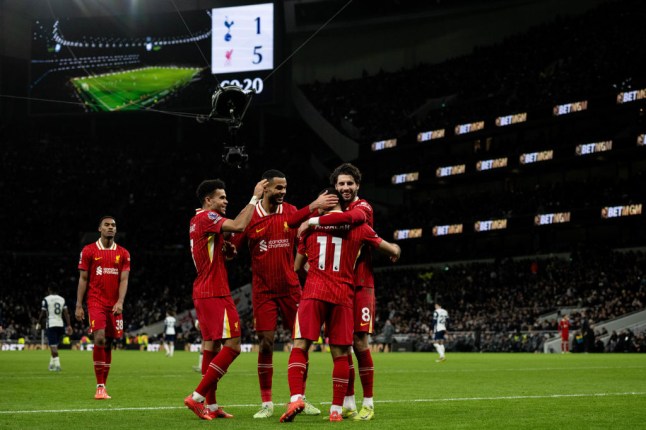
left=256, top=201, right=283, bottom=217
left=96, top=240, right=117, bottom=250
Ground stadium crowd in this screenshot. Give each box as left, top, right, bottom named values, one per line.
left=2, top=244, right=644, bottom=354
left=301, top=0, right=645, bottom=143
left=2, top=0, right=645, bottom=355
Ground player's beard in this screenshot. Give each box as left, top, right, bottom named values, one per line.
left=270, top=194, right=284, bottom=205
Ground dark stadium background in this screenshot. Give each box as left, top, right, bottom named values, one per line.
left=1, top=0, right=644, bottom=353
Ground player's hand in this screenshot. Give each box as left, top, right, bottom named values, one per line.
left=112, top=301, right=124, bottom=315
left=253, top=179, right=269, bottom=198
left=297, top=221, right=310, bottom=238
left=75, top=305, right=85, bottom=321
left=65, top=326, right=73, bottom=335
left=35, top=323, right=41, bottom=331
left=390, top=244, right=401, bottom=263
left=222, top=241, right=237, bottom=260
left=310, top=190, right=338, bottom=213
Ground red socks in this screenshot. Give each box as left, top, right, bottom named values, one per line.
left=103, top=346, right=112, bottom=384
left=287, top=347, right=308, bottom=397
left=356, top=349, right=374, bottom=398
left=332, top=356, right=350, bottom=407
left=258, top=352, right=273, bottom=402
left=196, top=346, right=240, bottom=398
left=202, top=349, right=217, bottom=404
left=345, top=353, right=355, bottom=396
left=92, top=346, right=106, bottom=385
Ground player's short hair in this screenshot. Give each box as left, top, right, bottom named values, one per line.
left=262, top=169, right=286, bottom=183
left=319, top=187, right=342, bottom=200
left=330, top=163, right=362, bottom=186
left=196, top=179, right=226, bottom=204
left=98, top=215, right=116, bottom=226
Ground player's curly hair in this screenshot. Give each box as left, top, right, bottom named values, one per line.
left=196, top=179, right=226, bottom=204
left=330, top=163, right=362, bottom=186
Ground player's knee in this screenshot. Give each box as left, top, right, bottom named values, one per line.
left=259, top=338, right=274, bottom=354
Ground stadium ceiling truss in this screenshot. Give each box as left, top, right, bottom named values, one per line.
left=51, top=20, right=211, bottom=49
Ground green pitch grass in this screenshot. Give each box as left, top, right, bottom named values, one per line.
left=1, top=351, right=645, bottom=429
left=70, top=66, right=202, bottom=112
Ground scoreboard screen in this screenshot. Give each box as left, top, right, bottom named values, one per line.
left=211, top=3, right=274, bottom=74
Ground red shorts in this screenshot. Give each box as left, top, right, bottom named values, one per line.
left=561, top=332, right=569, bottom=341
left=354, top=286, right=375, bottom=334
left=194, top=296, right=241, bottom=341
left=88, top=305, right=124, bottom=339
left=254, top=295, right=299, bottom=332
left=294, top=298, right=353, bottom=346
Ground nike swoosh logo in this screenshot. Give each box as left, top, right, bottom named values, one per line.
left=360, top=322, right=370, bottom=327
left=94, top=257, right=102, bottom=260
left=255, top=227, right=266, bottom=233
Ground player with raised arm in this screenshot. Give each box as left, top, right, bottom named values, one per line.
left=183, top=178, right=267, bottom=421
left=37, top=283, right=72, bottom=371
left=76, top=215, right=130, bottom=400
left=229, top=169, right=335, bottom=418
left=305, top=163, right=377, bottom=420
left=280, top=188, right=401, bottom=423
left=432, top=303, right=449, bottom=362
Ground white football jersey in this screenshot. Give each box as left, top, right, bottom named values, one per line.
left=42, top=294, right=67, bottom=328
left=164, top=316, right=176, bottom=335
left=433, top=308, right=449, bottom=332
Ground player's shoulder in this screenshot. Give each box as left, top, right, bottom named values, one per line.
left=282, top=201, right=298, bottom=212
left=353, top=199, right=373, bottom=211
left=80, top=242, right=97, bottom=255
left=116, top=243, right=130, bottom=254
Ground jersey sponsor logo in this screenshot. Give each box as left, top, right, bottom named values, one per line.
left=255, top=227, right=266, bottom=233
left=259, top=239, right=268, bottom=252
left=94, top=257, right=102, bottom=261
left=268, top=239, right=290, bottom=249
left=190, top=223, right=196, bottom=233
left=95, top=266, right=119, bottom=276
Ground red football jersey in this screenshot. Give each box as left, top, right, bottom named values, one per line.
left=559, top=319, right=570, bottom=334
left=299, top=222, right=382, bottom=308
left=190, top=209, right=230, bottom=299
left=346, top=199, right=374, bottom=288
left=78, top=240, right=131, bottom=308
left=230, top=202, right=301, bottom=303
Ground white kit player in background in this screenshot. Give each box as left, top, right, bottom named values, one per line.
left=163, top=310, right=177, bottom=357
left=432, top=303, right=449, bottom=363
left=36, top=283, right=72, bottom=371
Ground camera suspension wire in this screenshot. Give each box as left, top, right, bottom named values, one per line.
left=169, top=0, right=218, bottom=86
left=263, top=0, right=353, bottom=83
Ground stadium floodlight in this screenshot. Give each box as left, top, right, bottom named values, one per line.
left=197, top=85, right=254, bottom=128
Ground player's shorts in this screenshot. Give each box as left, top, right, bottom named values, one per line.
left=354, top=286, right=375, bottom=334
left=561, top=332, right=569, bottom=341
left=46, top=326, right=65, bottom=347
left=253, top=295, right=299, bottom=332
left=164, top=334, right=176, bottom=342
left=88, top=305, right=124, bottom=339
left=433, top=330, right=446, bottom=341
left=194, top=296, right=241, bottom=341
left=293, top=298, right=353, bottom=346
